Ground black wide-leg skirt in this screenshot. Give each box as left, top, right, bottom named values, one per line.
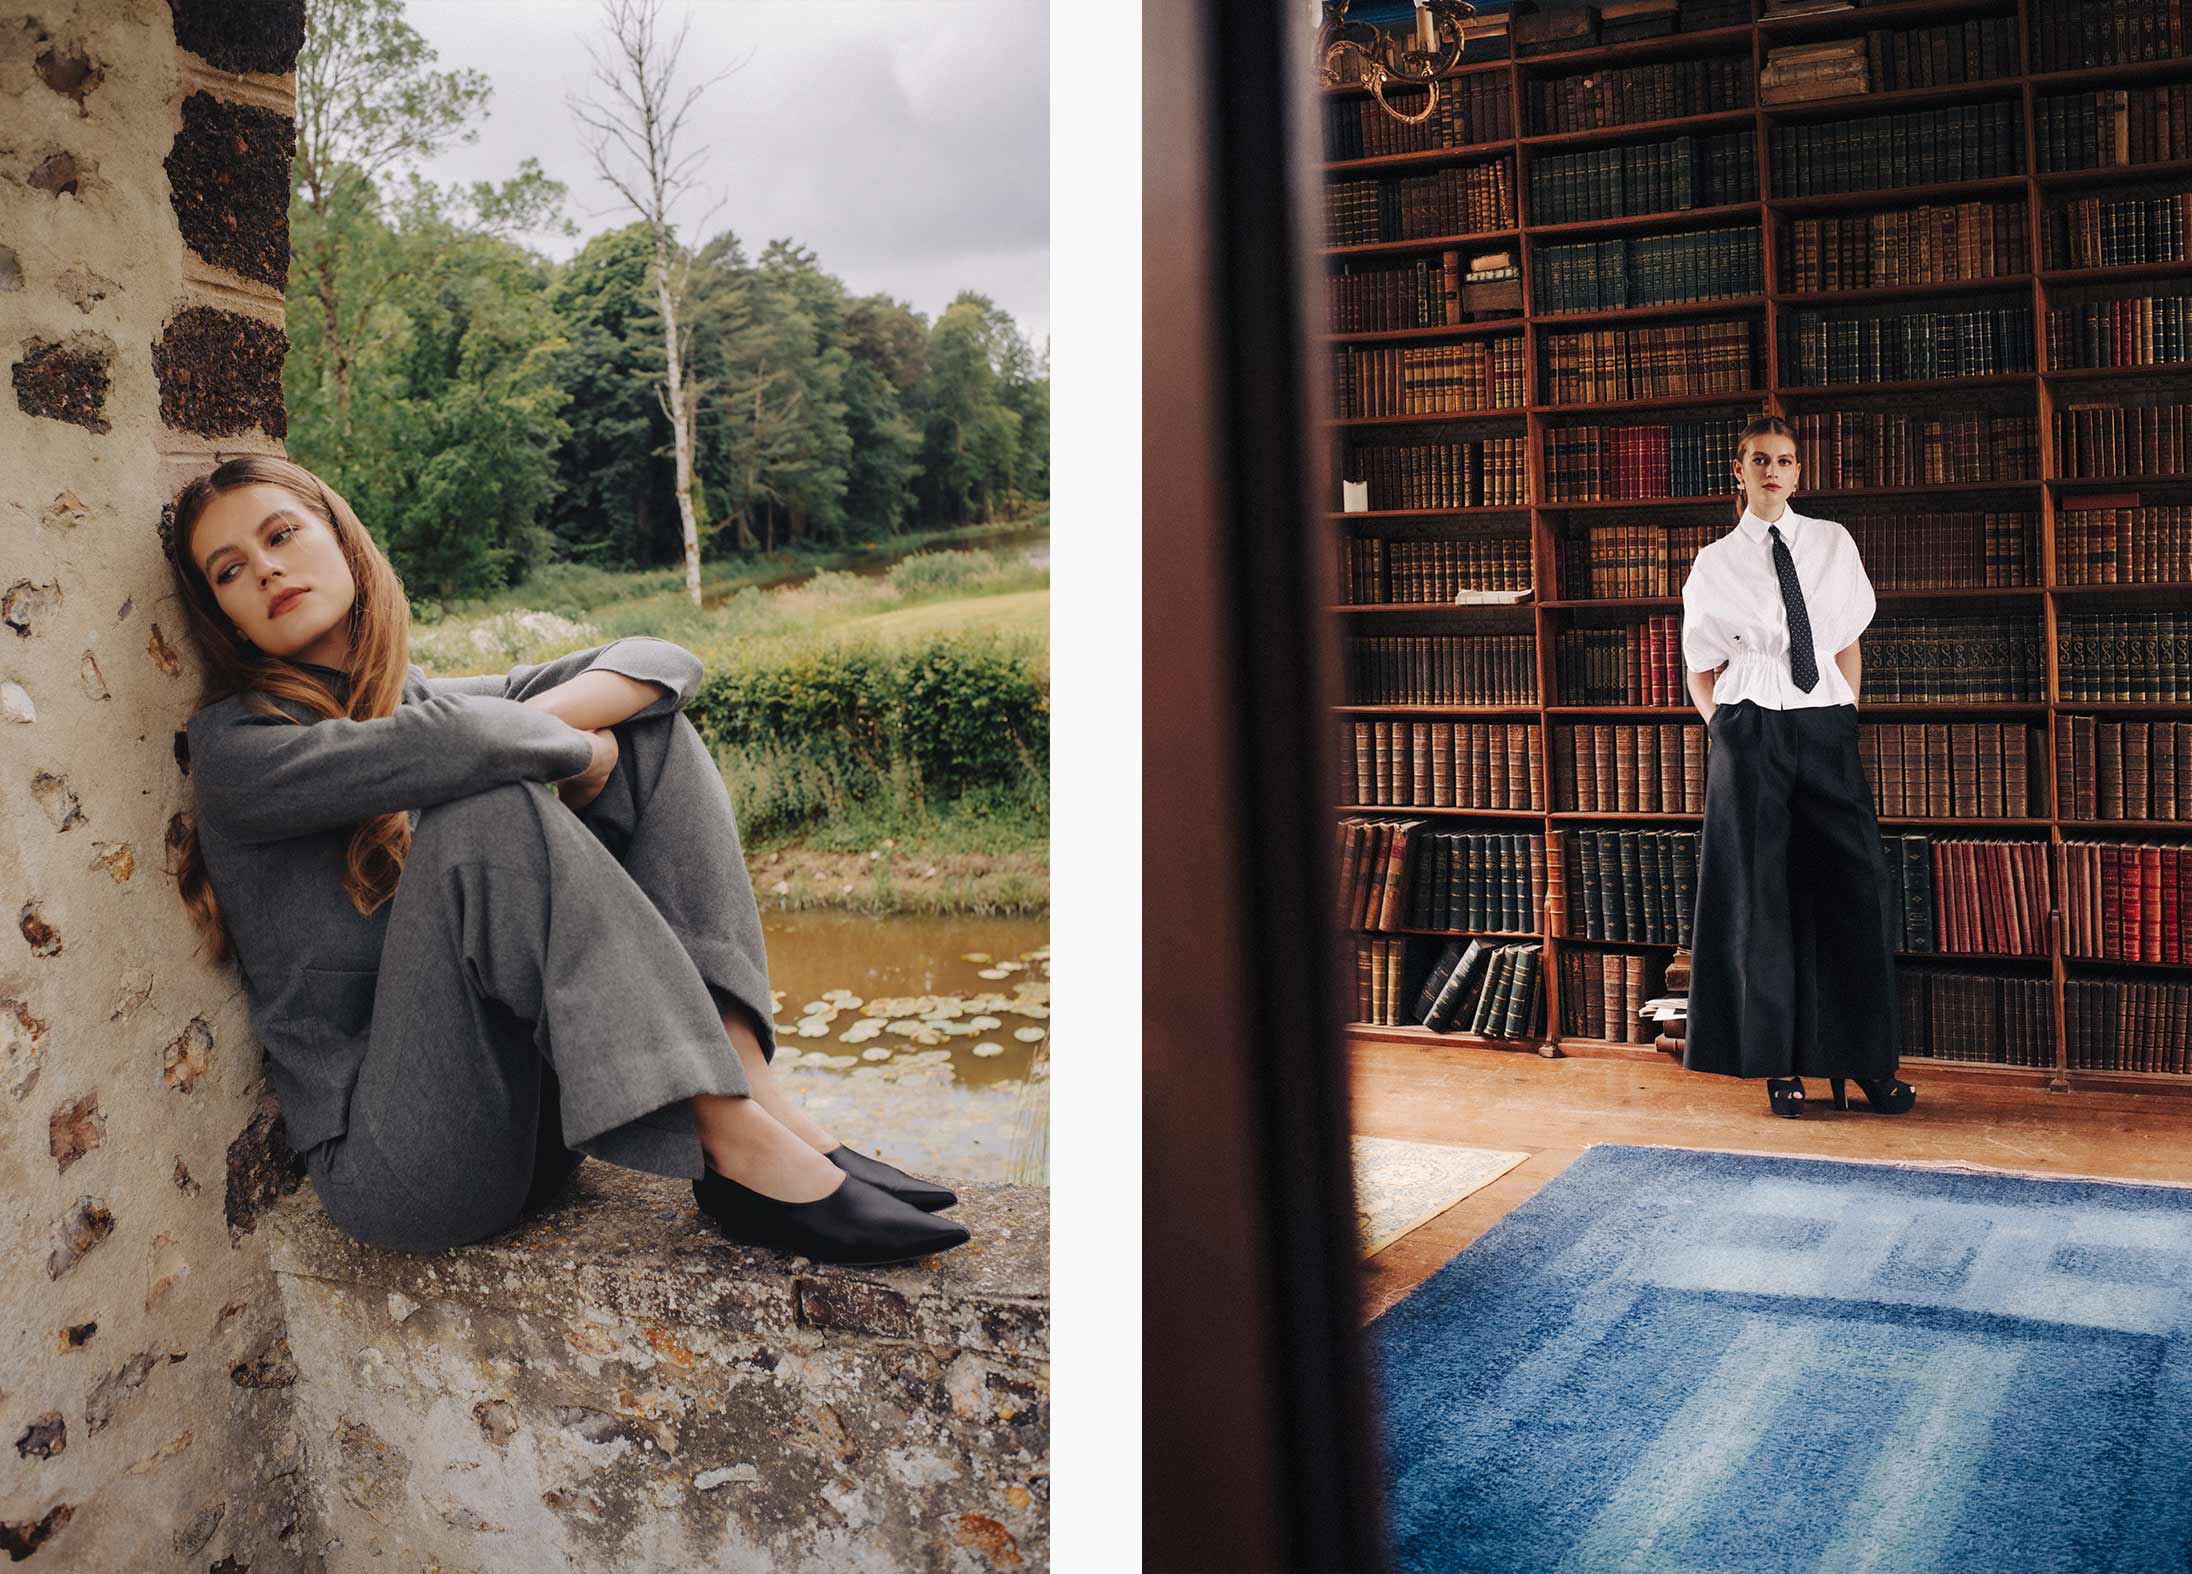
left=1683, top=698, right=1902, bottom=1081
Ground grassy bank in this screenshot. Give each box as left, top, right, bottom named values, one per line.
left=408, top=537, right=1051, bottom=914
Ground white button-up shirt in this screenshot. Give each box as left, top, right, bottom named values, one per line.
left=1679, top=503, right=1876, bottom=710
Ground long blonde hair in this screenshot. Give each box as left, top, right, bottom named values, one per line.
left=162, top=456, right=415, bottom=960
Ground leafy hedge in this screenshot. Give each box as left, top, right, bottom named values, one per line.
left=688, top=638, right=1048, bottom=793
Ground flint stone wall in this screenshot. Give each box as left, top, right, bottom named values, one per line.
left=3, top=1, right=311, bottom=1568
left=264, top=1167, right=1051, bottom=1572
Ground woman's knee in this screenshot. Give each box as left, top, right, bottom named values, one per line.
left=311, top=1166, right=527, bottom=1252
left=409, top=780, right=564, bottom=866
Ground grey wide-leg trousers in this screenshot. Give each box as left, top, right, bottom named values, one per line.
left=1682, top=698, right=1902, bottom=1082
left=305, top=708, right=776, bottom=1251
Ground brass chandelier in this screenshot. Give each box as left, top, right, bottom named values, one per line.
left=1319, top=0, right=1479, bottom=125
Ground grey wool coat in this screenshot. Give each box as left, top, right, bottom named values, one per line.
left=185, top=637, right=707, bottom=1154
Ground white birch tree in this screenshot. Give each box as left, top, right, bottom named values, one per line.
left=567, top=0, right=741, bottom=607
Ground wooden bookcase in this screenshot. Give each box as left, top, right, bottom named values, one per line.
left=1321, top=0, right=2192, bottom=1094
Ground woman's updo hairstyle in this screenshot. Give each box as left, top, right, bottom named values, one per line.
left=1731, top=414, right=1801, bottom=522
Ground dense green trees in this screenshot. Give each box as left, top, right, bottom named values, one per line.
left=281, top=0, right=1048, bottom=604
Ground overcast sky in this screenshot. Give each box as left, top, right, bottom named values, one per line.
left=396, top=1, right=1050, bottom=347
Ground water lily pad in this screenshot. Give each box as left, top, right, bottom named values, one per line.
left=972, top=1042, right=1005, bottom=1057
left=962, top=952, right=992, bottom=963
left=797, top=1020, right=831, bottom=1039
left=969, top=1015, right=1001, bottom=1031
left=978, top=968, right=1009, bottom=979
left=861, top=1047, right=894, bottom=1062
left=1014, top=1027, right=1046, bottom=1042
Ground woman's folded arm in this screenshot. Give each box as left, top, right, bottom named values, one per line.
left=498, top=637, right=704, bottom=719
left=189, top=693, right=597, bottom=844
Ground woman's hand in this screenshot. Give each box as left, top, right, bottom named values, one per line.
left=556, top=727, right=619, bottom=811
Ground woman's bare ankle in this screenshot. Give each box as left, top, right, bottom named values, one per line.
left=693, top=1094, right=843, bottom=1204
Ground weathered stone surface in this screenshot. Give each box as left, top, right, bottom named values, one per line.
left=83, top=1348, right=183, bottom=1434
left=151, top=304, right=287, bottom=438
left=33, top=34, right=102, bottom=108
left=224, top=1088, right=306, bottom=1240
left=47, top=1194, right=113, bottom=1277
left=11, top=333, right=112, bottom=431
left=166, top=91, right=294, bottom=286
left=3, top=577, right=58, bottom=635
left=15, top=1412, right=65, bottom=1458
left=47, top=1089, right=102, bottom=1170
left=168, top=0, right=308, bottom=75
left=162, top=1014, right=212, bottom=1091
left=265, top=1166, right=1050, bottom=1570
left=0, top=1503, right=73, bottom=1559
left=29, top=769, right=84, bottom=831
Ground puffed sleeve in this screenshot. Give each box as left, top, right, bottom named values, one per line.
left=1817, top=524, right=1877, bottom=654
left=188, top=692, right=597, bottom=845
left=1681, top=556, right=1732, bottom=674
left=417, top=637, right=705, bottom=720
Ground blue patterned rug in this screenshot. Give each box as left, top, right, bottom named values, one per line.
left=1371, top=1144, right=2192, bottom=1573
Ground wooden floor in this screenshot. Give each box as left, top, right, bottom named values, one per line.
left=1353, top=1039, right=2192, bottom=1324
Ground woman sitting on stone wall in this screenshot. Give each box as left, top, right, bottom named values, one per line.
left=161, top=454, right=968, bottom=1265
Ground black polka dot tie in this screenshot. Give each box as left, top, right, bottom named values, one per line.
left=1769, top=524, right=1818, bottom=692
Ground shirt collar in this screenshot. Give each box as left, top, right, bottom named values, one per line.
left=1736, top=504, right=1803, bottom=546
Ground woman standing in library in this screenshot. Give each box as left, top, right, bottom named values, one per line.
left=1679, top=416, right=1912, bottom=1119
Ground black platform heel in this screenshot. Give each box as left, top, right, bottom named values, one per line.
left=1766, top=1077, right=1807, bottom=1118
left=1830, top=1076, right=1917, bottom=1114
left=693, top=1164, right=970, bottom=1266
left=825, top=1145, right=958, bottom=1212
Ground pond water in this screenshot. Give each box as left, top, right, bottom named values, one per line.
left=759, top=911, right=1051, bottom=1187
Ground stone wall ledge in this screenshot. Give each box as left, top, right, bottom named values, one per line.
left=260, top=1166, right=1050, bottom=1570
left=263, top=1164, right=1049, bottom=1360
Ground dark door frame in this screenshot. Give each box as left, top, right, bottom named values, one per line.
left=1144, top=2, right=1392, bottom=1568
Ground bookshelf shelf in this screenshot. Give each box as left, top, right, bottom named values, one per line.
left=1770, top=275, right=2034, bottom=307
left=1534, top=389, right=1767, bottom=415
left=2039, top=262, right=2192, bottom=286
left=2034, top=155, right=2192, bottom=190
left=1765, top=174, right=2027, bottom=215
left=1325, top=506, right=1531, bottom=521
left=1343, top=1021, right=1555, bottom=1053
left=1534, top=294, right=1768, bottom=327
left=1323, top=139, right=1518, bottom=177
left=1321, top=320, right=1528, bottom=346
left=1519, top=107, right=1757, bottom=150
left=1321, top=10, right=2192, bottom=1088
left=2028, top=55, right=2192, bottom=92
left=1760, top=76, right=2024, bottom=124
left=1542, top=493, right=1743, bottom=510
left=1320, top=227, right=1521, bottom=260
left=1509, top=21, right=1757, bottom=73
left=1757, top=0, right=2021, bottom=42
left=2045, top=363, right=2192, bottom=383
left=1325, top=408, right=1529, bottom=428
left=1339, top=804, right=1547, bottom=819
left=1775, top=372, right=2037, bottom=399
left=1525, top=201, right=1761, bottom=240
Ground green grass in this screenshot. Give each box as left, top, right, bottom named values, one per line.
left=408, top=530, right=1050, bottom=681
left=405, top=529, right=1051, bottom=870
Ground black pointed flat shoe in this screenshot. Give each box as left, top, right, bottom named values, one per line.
left=1830, top=1076, right=1916, bottom=1114
left=826, top=1145, right=958, bottom=1212
left=693, top=1164, right=970, bottom=1266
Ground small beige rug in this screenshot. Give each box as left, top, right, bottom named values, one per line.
left=1353, top=1136, right=1532, bottom=1257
